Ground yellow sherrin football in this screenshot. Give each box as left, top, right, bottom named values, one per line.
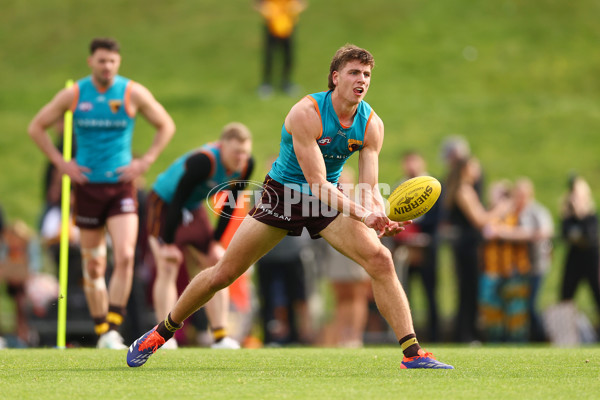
left=387, top=176, right=442, bottom=222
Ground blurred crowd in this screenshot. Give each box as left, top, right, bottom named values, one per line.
left=1, top=133, right=599, bottom=349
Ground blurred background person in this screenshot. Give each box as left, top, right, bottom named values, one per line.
left=559, top=175, right=600, bottom=320
left=444, top=157, right=508, bottom=343
left=0, top=220, right=43, bottom=346
left=28, top=37, right=176, bottom=349
left=146, top=123, right=253, bottom=349
left=479, top=180, right=532, bottom=342
left=441, top=135, right=484, bottom=197
left=513, top=178, right=554, bottom=342
left=440, top=135, right=470, bottom=170
left=255, top=0, right=307, bottom=98
left=391, top=151, right=442, bottom=341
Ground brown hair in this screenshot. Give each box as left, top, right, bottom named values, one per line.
left=561, top=176, right=596, bottom=218
left=328, top=44, right=374, bottom=90
left=443, top=157, right=470, bottom=210
left=220, top=122, right=252, bottom=142
left=90, top=38, right=120, bottom=55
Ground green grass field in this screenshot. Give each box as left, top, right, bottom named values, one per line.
left=2, top=347, right=599, bottom=399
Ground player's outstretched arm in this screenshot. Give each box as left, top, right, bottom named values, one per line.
left=118, top=82, right=175, bottom=182
left=28, top=87, right=90, bottom=184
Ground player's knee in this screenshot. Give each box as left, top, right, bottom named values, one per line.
left=81, top=246, right=106, bottom=277
left=363, top=246, right=395, bottom=279
left=81, top=246, right=108, bottom=291
left=113, top=247, right=135, bottom=270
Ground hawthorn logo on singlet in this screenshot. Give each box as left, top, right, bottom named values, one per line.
left=394, top=185, right=433, bottom=215
left=348, top=139, right=363, bottom=152
left=109, top=100, right=122, bottom=113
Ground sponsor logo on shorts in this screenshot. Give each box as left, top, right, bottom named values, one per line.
left=181, top=209, right=194, bottom=225
left=120, top=198, right=136, bottom=213
left=256, top=205, right=292, bottom=222
left=76, top=215, right=99, bottom=225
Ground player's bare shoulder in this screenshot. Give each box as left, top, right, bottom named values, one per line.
left=127, top=80, right=166, bottom=117
left=364, top=110, right=384, bottom=149
left=284, top=96, right=322, bottom=139
left=368, top=110, right=384, bottom=134
left=52, top=86, right=78, bottom=111
left=128, top=81, right=154, bottom=104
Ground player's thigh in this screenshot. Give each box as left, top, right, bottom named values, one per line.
left=215, top=216, right=288, bottom=281
left=106, top=213, right=139, bottom=256
left=319, top=215, right=392, bottom=275
left=79, top=227, right=106, bottom=249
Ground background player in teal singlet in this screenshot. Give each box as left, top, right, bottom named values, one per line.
left=29, top=38, right=175, bottom=349
left=128, top=44, right=453, bottom=369
left=147, top=123, right=253, bottom=349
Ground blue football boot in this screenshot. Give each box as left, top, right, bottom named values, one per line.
left=127, top=325, right=165, bottom=367
left=400, top=349, right=454, bottom=369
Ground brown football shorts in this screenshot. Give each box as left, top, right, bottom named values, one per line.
left=249, top=175, right=340, bottom=239
left=73, top=181, right=137, bottom=229
left=145, top=190, right=213, bottom=253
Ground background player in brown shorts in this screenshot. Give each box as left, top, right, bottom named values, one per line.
left=29, top=37, right=175, bottom=349
left=146, top=123, right=253, bottom=349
